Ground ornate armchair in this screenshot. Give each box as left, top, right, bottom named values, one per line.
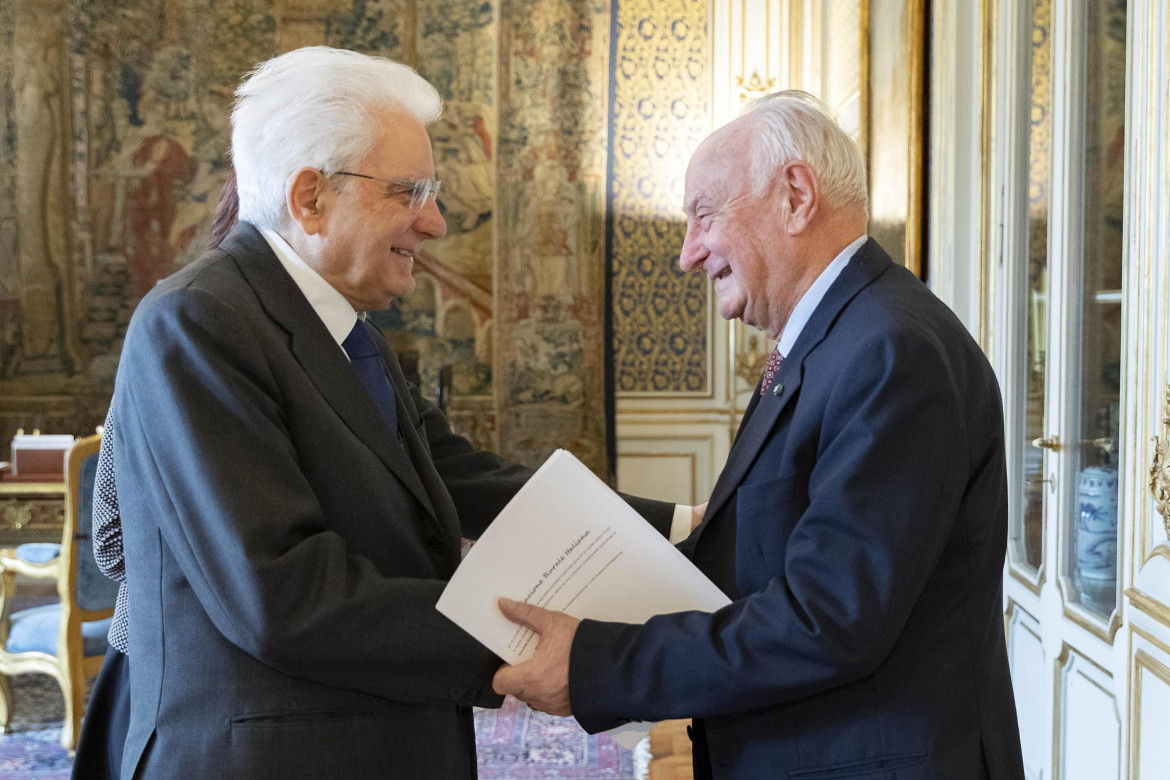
left=0, top=433, right=118, bottom=752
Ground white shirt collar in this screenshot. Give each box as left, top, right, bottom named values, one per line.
left=775, top=234, right=868, bottom=358
left=257, top=226, right=358, bottom=350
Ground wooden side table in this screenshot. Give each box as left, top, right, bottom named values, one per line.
left=0, top=470, right=66, bottom=544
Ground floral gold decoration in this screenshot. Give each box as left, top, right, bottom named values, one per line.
left=734, top=335, right=772, bottom=387
left=735, top=71, right=777, bottom=103
left=1150, top=384, right=1170, bottom=535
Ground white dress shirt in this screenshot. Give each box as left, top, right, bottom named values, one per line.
left=775, top=233, right=868, bottom=358
left=258, top=227, right=359, bottom=355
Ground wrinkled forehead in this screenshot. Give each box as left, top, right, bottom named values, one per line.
left=684, top=121, right=753, bottom=211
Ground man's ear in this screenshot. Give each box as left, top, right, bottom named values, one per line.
left=780, top=160, right=820, bottom=234
left=286, top=168, right=328, bottom=235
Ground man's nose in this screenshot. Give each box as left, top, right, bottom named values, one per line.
left=416, top=198, right=447, bottom=240
left=678, top=225, right=705, bottom=272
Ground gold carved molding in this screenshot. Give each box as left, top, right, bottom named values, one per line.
left=734, top=335, right=772, bottom=387
left=0, top=498, right=63, bottom=539
left=1056, top=575, right=1122, bottom=645
left=735, top=71, right=778, bottom=103
left=1150, top=384, right=1170, bottom=536
left=1130, top=625, right=1170, bottom=779
left=1126, top=587, right=1170, bottom=627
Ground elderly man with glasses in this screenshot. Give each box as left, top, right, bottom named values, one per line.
left=92, top=47, right=674, bottom=779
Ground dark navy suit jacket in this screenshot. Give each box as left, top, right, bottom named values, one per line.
left=111, top=222, right=671, bottom=778
left=571, top=240, right=1025, bottom=779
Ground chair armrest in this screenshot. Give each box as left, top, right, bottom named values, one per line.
left=0, top=548, right=64, bottom=579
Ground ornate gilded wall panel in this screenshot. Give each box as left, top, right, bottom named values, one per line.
left=1152, top=386, right=1170, bottom=539
left=609, top=0, right=709, bottom=394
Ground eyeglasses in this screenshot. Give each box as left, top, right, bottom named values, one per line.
left=330, top=171, right=442, bottom=211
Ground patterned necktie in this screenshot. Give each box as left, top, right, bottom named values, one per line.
left=760, top=348, right=785, bottom=396
left=343, top=320, right=399, bottom=433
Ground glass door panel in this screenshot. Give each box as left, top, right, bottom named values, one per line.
left=1014, top=0, right=1053, bottom=576
left=1068, top=0, right=1126, bottom=616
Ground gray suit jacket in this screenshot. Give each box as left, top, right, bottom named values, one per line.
left=111, top=222, right=671, bottom=778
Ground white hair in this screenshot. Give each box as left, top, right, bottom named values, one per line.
left=231, top=46, right=443, bottom=228
left=741, top=90, right=868, bottom=211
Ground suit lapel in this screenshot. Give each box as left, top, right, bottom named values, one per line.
left=221, top=223, right=436, bottom=518
left=732, top=376, right=765, bottom=445
left=699, top=240, right=893, bottom=529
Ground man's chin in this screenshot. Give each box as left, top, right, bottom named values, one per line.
left=716, top=299, right=745, bottom=322
left=390, top=277, right=416, bottom=298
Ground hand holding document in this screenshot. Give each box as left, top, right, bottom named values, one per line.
left=437, top=449, right=729, bottom=663
left=437, top=449, right=730, bottom=747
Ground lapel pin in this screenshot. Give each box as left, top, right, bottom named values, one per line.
left=772, top=383, right=784, bottom=397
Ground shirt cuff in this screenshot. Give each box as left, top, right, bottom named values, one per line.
left=669, top=505, right=693, bottom=544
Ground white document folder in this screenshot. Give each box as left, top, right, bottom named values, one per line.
left=437, top=448, right=729, bottom=663
left=437, top=449, right=730, bottom=749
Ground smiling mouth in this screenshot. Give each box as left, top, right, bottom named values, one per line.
left=712, top=268, right=731, bottom=281
left=392, top=247, right=415, bottom=259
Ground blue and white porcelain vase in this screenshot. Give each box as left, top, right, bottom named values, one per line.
left=1075, top=465, right=1119, bottom=607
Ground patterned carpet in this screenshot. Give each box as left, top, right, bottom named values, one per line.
left=475, top=697, right=635, bottom=779
left=0, top=659, right=77, bottom=780
left=0, top=589, right=634, bottom=779
left=0, top=680, right=633, bottom=780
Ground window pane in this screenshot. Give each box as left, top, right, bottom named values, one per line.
left=1014, top=0, right=1052, bottom=574
left=1070, top=0, right=1125, bottom=616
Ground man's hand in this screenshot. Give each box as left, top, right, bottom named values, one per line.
left=492, top=598, right=580, bottom=717
left=691, top=500, right=709, bottom=530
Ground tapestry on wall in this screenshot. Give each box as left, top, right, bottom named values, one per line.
left=495, top=0, right=612, bottom=474
left=0, top=0, right=619, bottom=473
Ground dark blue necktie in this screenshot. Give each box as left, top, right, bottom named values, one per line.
left=342, top=320, right=399, bottom=433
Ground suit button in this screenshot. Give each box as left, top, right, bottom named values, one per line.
left=428, top=536, right=446, bottom=552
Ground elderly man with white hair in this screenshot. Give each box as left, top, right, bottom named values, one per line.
left=494, top=91, right=1026, bottom=779
left=85, top=46, right=675, bottom=779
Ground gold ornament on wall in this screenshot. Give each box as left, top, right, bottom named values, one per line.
left=736, top=71, right=778, bottom=104
left=734, top=335, right=773, bottom=387
left=1151, top=384, right=1170, bottom=535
